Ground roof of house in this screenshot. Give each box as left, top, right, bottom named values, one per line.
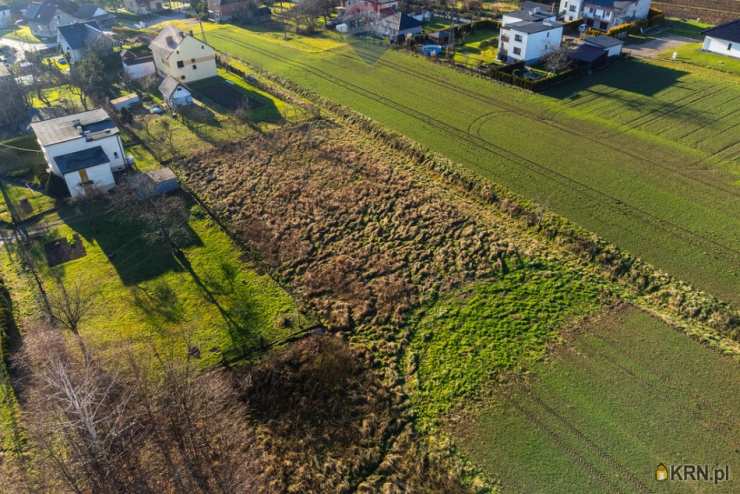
left=57, top=21, right=103, bottom=50
left=505, top=9, right=555, bottom=23
left=30, top=108, right=117, bottom=146
left=25, top=1, right=57, bottom=23
left=399, top=12, right=422, bottom=31
left=506, top=19, right=563, bottom=34
left=150, top=25, right=186, bottom=54
left=110, top=93, right=140, bottom=105
left=569, top=43, right=607, bottom=63
left=159, top=76, right=187, bottom=99
left=584, top=0, right=616, bottom=7
left=121, top=48, right=154, bottom=64
left=703, top=19, right=740, bottom=43
left=585, top=34, right=623, bottom=48
left=54, top=145, right=109, bottom=174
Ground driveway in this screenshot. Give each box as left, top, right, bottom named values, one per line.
left=623, top=34, right=696, bottom=59
left=0, top=37, right=55, bottom=61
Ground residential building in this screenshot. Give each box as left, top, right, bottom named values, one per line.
left=121, top=48, right=156, bottom=79
left=499, top=18, right=563, bottom=63
left=122, top=0, right=165, bottom=15
left=373, top=12, right=423, bottom=41
left=24, top=1, right=114, bottom=39
left=345, top=0, right=399, bottom=15
left=30, top=108, right=126, bottom=198
left=0, top=6, right=13, bottom=28
left=584, top=34, right=623, bottom=56
left=159, top=76, right=193, bottom=108
left=110, top=93, right=141, bottom=111
left=502, top=7, right=557, bottom=27
left=702, top=20, right=740, bottom=59
left=149, top=25, right=217, bottom=83
left=559, top=0, right=651, bottom=30
left=57, top=21, right=112, bottom=63
left=568, top=42, right=608, bottom=66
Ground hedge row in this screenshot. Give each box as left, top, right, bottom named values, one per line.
left=213, top=55, right=739, bottom=350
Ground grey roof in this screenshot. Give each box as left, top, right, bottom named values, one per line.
left=569, top=43, right=607, bottom=63
left=506, top=9, right=555, bottom=23
left=505, top=20, right=563, bottom=34
left=25, top=1, right=56, bottom=23
left=703, top=19, right=740, bottom=43
left=31, top=108, right=117, bottom=146
left=54, top=145, right=109, bottom=174
left=150, top=25, right=185, bottom=55
left=159, top=76, right=185, bottom=99
left=57, top=21, right=103, bottom=50
left=585, top=34, right=623, bottom=48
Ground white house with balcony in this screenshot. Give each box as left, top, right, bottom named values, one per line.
left=702, top=20, right=740, bottom=59
left=499, top=18, right=563, bottom=63
left=558, top=0, right=650, bottom=30
left=30, top=109, right=126, bottom=198
left=149, top=25, right=217, bottom=83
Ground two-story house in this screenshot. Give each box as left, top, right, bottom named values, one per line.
left=57, top=21, right=113, bottom=63
left=558, top=0, right=651, bottom=30
left=149, top=25, right=217, bottom=83
left=499, top=8, right=563, bottom=63
left=30, top=108, right=126, bottom=198
left=24, top=1, right=114, bottom=39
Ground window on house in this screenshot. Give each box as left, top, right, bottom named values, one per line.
left=569, top=5, right=576, bottom=11
left=181, top=75, right=186, bottom=80
left=513, top=47, right=521, bottom=55
left=729, top=43, right=733, bottom=50
left=515, top=34, right=522, bottom=42
left=177, top=60, right=184, bottom=68
left=192, top=64, right=197, bottom=69
left=113, top=151, right=118, bottom=158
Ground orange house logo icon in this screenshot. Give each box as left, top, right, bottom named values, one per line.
left=656, top=464, right=669, bottom=481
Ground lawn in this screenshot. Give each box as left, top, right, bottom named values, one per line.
left=453, top=26, right=500, bottom=67
left=457, top=305, right=740, bottom=493
left=657, top=42, right=740, bottom=76
left=2, top=26, right=41, bottom=43
left=183, top=21, right=740, bottom=304
left=663, top=18, right=714, bottom=40
left=407, top=262, right=605, bottom=428
left=0, top=198, right=308, bottom=368
left=0, top=181, right=56, bottom=223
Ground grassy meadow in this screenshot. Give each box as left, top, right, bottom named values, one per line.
left=457, top=306, right=740, bottom=493
left=176, top=20, right=740, bottom=305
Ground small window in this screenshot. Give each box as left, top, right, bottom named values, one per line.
left=181, top=75, right=186, bottom=80
left=729, top=43, right=733, bottom=51
left=514, top=34, right=522, bottom=42
left=113, top=151, right=118, bottom=158
left=191, top=58, right=195, bottom=63
left=569, top=5, right=576, bottom=12
left=177, top=60, right=184, bottom=68
left=513, top=47, right=521, bottom=55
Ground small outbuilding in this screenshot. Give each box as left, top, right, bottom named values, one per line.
left=702, top=19, right=740, bottom=59
left=569, top=43, right=608, bottom=67
left=121, top=49, right=156, bottom=80
left=584, top=35, right=623, bottom=57
left=110, top=93, right=141, bottom=111
left=131, top=167, right=179, bottom=197
left=159, top=76, right=193, bottom=108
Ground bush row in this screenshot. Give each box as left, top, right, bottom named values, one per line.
left=217, top=56, right=740, bottom=346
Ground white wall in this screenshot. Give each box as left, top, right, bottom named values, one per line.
left=64, top=162, right=115, bottom=198
left=124, top=60, right=156, bottom=79
left=154, top=36, right=217, bottom=83
left=42, top=134, right=127, bottom=176
left=559, top=0, right=583, bottom=21
left=502, top=26, right=563, bottom=62
left=704, top=36, right=740, bottom=59
left=0, top=10, right=12, bottom=28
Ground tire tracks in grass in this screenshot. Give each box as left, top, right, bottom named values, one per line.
left=210, top=32, right=740, bottom=268
left=509, top=397, right=643, bottom=493
left=338, top=45, right=740, bottom=198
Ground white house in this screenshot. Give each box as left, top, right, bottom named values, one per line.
left=702, top=20, right=740, bottom=59
left=57, top=21, right=113, bottom=63
left=121, top=49, right=156, bottom=79
left=159, top=76, right=193, bottom=108
left=30, top=109, right=126, bottom=198
left=584, top=34, right=623, bottom=56
left=24, top=1, right=114, bottom=39
left=0, top=6, right=13, bottom=28
left=373, top=12, right=423, bottom=40
left=559, top=0, right=651, bottom=30
left=122, top=0, right=164, bottom=15
left=149, top=25, right=217, bottom=83
left=499, top=19, right=563, bottom=63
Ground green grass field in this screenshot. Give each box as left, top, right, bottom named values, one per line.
left=457, top=306, right=740, bottom=493
left=180, top=21, right=740, bottom=305
left=657, top=42, right=740, bottom=76
left=453, top=27, right=500, bottom=67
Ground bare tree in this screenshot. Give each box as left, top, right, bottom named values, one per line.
left=48, top=280, right=94, bottom=359
left=543, top=47, right=573, bottom=73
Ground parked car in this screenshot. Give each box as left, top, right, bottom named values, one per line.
left=147, top=104, right=164, bottom=115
